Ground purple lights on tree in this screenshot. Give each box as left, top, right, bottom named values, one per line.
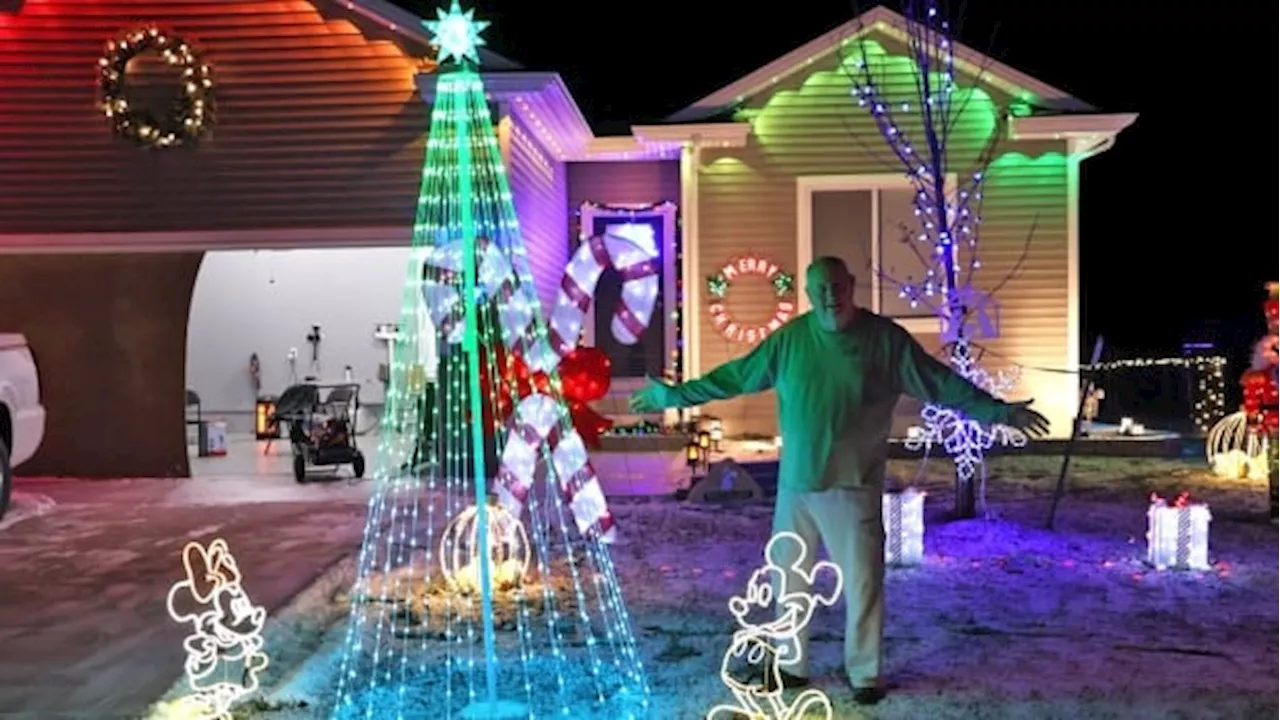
left=844, top=0, right=1031, bottom=518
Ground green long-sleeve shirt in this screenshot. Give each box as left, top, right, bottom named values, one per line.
left=673, top=310, right=1011, bottom=492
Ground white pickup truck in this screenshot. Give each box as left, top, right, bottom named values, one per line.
left=0, top=334, right=46, bottom=519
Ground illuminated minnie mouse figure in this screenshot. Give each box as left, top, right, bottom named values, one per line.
left=1241, top=282, right=1278, bottom=522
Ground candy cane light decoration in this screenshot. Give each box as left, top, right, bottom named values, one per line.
left=421, top=229, right=660, bottom=370
left=707, top=531, right=839, bottom=720
left=421, top=237, right=623, bottom=538
left=164, top=538, right=270, bottom=720
left=553, top=226, right=660, bottom=351
left=494, top=393, right=616, bottom=542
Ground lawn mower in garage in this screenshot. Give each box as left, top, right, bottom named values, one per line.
left=271, top=382, right=366, bottom=482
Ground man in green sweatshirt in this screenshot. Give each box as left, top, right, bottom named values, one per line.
left=630, top=256, right=1049, bottom=705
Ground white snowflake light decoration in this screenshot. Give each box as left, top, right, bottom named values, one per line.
left=904, top=338, right=1027, bottom=498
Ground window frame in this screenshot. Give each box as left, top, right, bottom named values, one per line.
left=795, top=173, right=958, bottom=334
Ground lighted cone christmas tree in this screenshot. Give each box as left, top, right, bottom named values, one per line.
left=331, top=4, right=650, bottom=718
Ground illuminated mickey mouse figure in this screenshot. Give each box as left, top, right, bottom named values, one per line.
left=708, top=531, right=841, bottom=720
left=1241, top=281, right=1278, bottom=522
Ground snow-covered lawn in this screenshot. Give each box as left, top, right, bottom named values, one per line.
left=222, top=456, right=1277, bottom=719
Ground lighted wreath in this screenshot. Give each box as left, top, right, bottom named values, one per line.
left=98, top=27, right=214, bottom=149
left=706, top=254, right=796, bottom=344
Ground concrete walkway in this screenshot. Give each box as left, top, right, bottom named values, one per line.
left=0, top=478, right=369, bottom=719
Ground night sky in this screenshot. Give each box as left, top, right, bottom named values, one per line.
left=396, top=0, right=1274, bottom=362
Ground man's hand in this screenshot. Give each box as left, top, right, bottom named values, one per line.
left=1006, top=399, right=1050, bottom=438
left=629, top=376, right=678, bottom=413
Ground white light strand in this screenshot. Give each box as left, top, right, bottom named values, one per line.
left=904, top=338, right=1027, bottom=496
left=882, top=489, right=926, bottom=566
left=707, top=531, right=840, bottom=720
left=439, top=503, right=531, bottom=593
left=1205, top=411, right=1270, bottom=479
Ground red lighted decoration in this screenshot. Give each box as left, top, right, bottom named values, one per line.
left=1264, top=284, right=1278, bottom=331
left=1242, top=281, right=1279, bottom=437
left=706, top=254, right=796, bottom=345
left=1242, top=372, right=1278, bottom=435
left=481, top=345, right=614, bottom=449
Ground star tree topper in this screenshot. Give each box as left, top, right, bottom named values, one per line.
left=424, top=0, right=490, bottom=66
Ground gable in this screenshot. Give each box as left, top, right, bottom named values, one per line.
left=668, top=6, right=1092, bottom=123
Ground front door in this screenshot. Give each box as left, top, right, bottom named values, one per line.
left=579, top=204, right=679, bottom=381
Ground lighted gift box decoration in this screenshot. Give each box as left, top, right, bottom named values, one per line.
left=882, top=489, right=926, bottom=566
left=1146, top=492, right=1211, bottom=571
left=1206, top=411, right=1270, bottom=480
left=440, top=502, right=530, bottom=594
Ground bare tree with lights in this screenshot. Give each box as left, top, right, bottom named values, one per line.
left=842, top=1, right=1037, bottom=518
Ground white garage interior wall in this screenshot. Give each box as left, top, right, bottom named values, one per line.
left=186, top=247, right=415, bottom=431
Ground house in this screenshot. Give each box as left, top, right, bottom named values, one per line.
left=0, top=0, right=1133, bottom=476
left=561, top=7, right=1137, bottom=441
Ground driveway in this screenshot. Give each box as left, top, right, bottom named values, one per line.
left=0, top=477, right=369, bottom=719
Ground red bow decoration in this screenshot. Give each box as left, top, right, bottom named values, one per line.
left=476, top=344, right=615, bottom=449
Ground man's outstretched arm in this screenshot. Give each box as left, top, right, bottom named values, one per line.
left=630, top=334, right=780, bottom=412
left=891, top=326, right=1050, bottom=436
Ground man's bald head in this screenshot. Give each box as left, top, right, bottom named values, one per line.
left=806, top=256, right=857, bottom=331
left=808, top=256, right=853, bottom=280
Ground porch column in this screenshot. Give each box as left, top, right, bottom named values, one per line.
left=679, top=139, right=703, bottom=423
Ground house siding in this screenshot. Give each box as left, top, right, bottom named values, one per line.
left=566, top=161, right=682, bottom=217
left=696, top=34, right=1073, bottom=437
left=504, top=115, right=568, bottom=316
left=0, top=0, right=430, bottom=239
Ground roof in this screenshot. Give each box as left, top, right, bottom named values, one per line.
left=328, top=0, right=523, bottom=70
left=667, top=5, right=1095, bottom=123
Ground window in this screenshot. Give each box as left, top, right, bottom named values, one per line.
left=798, top=175, right=955, bottom=329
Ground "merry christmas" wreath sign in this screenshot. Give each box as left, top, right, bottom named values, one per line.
left=98, top=27, right=214, bottom=149
left=706, top=254, right=796, bottom=344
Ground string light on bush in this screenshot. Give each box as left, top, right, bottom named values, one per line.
left=331, top=5, right=649, bottom=718
left=1082, top=356, right=1226, bottom=433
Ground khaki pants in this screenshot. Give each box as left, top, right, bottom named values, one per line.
left=772, top=487, right=884, bottom=688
